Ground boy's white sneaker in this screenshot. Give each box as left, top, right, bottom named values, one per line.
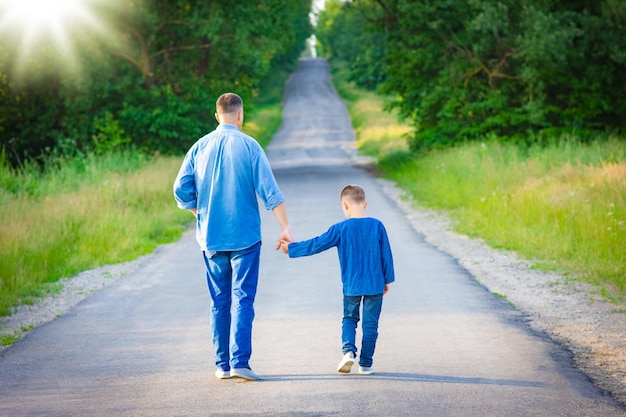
left=337, top=352, right=355, bottom=373
left=214, top=369, right=231, bottom=379
left=359, top=366, right=373, bottom=375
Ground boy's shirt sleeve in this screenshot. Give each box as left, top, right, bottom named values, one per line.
left=288, top=224, right=340, bottom=258
left=380, top=223, right=395, bottom=284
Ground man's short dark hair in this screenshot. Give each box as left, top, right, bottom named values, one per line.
left=216, top=93, right=243, bottom=115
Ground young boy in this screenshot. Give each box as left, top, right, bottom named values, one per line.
left=280, top=184, right=395, bottom=375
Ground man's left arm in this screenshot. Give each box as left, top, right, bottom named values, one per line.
left=251, top=147, right=292, bottom=249
left=272, top=202, right=292, bottom=250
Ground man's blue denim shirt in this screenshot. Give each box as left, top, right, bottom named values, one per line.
left=173, top=124, right=285, bottom=252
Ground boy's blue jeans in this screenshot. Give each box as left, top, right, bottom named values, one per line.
left=202, top=241, right=261, bottom=371
left=342, top=293, right=384, bottom=367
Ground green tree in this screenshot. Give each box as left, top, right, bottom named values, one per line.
left=317, top=0, right=387, bottom=90
left=317, top=0, right=626, bottom=150
left=0, top=0, right=313, bottom=165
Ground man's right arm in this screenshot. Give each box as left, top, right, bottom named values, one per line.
left=173, top=149, right=198, bottom=211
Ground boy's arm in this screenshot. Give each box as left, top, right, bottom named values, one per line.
left=380, top=224, right=395, bottom=284
left=287, top=224, right=339, bottom=258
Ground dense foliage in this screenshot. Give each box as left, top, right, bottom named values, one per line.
left=317, top=0, right=626, bottom=150
left=0, top=0, right=313, bottom=165
left=316, top=0, right=386, bottom=90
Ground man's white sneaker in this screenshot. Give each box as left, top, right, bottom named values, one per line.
left=214, top=369, right=231, bottom=379
left=359, top=366, right=373, bottom=375
left=337, top=352, right=355, bottom=373
left=231, top=368, right=261, bottom=381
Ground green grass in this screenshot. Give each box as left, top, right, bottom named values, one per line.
left=0, top=331, right=20, bottom=347
left=0, top=153, right=192, bottom=317
left=331, top=64, right=626, bottom=298
left=332, top=63, right=412, bottom=162
left=386, top=140, right=626, bottom=295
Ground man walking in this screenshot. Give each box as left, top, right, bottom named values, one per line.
left=173, top=92, right=292, bottom=381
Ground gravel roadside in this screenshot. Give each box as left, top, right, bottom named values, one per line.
left=2, top=176, right=624, bottom=407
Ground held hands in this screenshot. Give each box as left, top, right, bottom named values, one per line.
left=275, top=229, right=293, bottom=254
left=278, top=239, right=290, bottom=254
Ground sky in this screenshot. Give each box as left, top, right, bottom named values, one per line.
left=311, top=0, right=326, bottom=25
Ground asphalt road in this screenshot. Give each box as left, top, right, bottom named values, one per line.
left=1, top=58, right=624, bottom=417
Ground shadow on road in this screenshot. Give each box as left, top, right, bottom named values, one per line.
left=258, top=373, right=545, bottom=388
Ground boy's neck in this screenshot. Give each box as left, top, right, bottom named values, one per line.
left=346, top=208, right=367, bottom=218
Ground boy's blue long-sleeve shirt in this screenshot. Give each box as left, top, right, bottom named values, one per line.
left=173, top=124, right=285, bottom=252
left=288, top=217, right=395, bottom=296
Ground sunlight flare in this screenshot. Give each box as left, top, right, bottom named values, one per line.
left=0, top=0, right=95, bottom=43
left=0, top=0, right=113, bottom=76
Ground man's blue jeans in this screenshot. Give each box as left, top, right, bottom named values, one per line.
left=202, top=241, right=261, bottom=371
left=342, top=293, right=383, bottom=367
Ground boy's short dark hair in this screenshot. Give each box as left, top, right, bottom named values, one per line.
left=340, top=184, right=366, bottom=203
left=216, top=93, right=243, bottom=115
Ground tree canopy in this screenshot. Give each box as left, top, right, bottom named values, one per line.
left=317, top=0, right=626, bottom=150
left=0, top=0, right=313, bottom=165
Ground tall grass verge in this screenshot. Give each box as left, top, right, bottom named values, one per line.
left=331, top=63, right=412, bottom=163
left=0, top=152, right=191, bottom=316
left=386, top=140, right=626, bottom=296
left=331, top=64, right=626, bottom=298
